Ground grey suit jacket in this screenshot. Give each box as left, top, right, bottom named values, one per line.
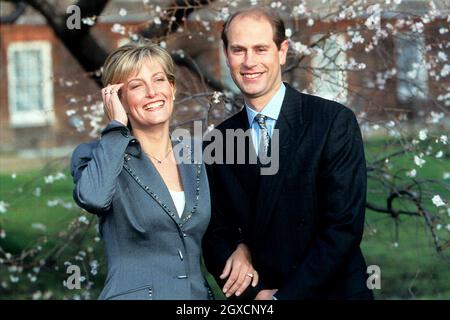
left=71, top=121, right=212, bottom=300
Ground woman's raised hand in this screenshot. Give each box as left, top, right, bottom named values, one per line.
left=102, top=83, right=128, bottom=126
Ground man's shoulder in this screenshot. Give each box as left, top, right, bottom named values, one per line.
left=285, top=85, right=356, bottom=123
left=287, top=85, right=348, bottom=113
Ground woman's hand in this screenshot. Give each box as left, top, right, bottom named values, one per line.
left=102, top=83, right=128, bottom=126
left=220, top=243, right=259, bottom=298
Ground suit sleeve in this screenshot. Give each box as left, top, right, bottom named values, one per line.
left=70, top=121, right=133, bottom=215
left=275, top=107, right=367, bottom=299
left=201, top=161, right=236, bottom=280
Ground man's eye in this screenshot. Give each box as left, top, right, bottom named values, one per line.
left=131, top=84, right=142, bottom=89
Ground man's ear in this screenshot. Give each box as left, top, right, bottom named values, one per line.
left=279, top=40, right=289, bottom=66
left=223, top=47, right=230, bottom=67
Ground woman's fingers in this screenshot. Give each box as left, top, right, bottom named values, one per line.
left=102, top=84, right=127, bottom=125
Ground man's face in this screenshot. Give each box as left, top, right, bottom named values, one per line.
left=224, top=15, right=288, bottom=107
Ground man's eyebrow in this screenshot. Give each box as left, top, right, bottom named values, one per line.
left=229, top=44, right=270, bottom=49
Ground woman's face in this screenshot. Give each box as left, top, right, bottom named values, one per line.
left=121, top=59, right=175, bottom=130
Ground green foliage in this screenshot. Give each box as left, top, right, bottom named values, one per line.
left=0, top=136, right=449, bottom=299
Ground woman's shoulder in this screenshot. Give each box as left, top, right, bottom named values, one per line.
left=72, top=140, right=100, bottom=159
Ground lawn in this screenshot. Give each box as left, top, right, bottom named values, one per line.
left=0, top=137, right=449, bottom=299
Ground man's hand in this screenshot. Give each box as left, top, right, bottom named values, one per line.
left=255, top=289, right=278, bottom=300
left=220, top=243, right=259, bottom=297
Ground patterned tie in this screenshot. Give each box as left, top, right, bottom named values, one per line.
left=255, top=114, right=270, bottom=157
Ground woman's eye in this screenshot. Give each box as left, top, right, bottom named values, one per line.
left=155, top=78, right=165, bottom=82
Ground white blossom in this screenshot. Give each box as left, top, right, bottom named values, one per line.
left=438, top=51, right=448, bottom=62
left=81, top=17, right=96, bottom=26
left=212, top=91, right=223, bottom=104
left=0, top=201, right=9, bottom=214
left=419, top=129, right=428, bottom=140
left=111, top=23, right=125, bottom=35
left=154, top=17, right=161, bottom=25
left=78, top=215, right=89, bottom=225
left=292, top=41, right=311, bottom=55
left=414, top=155, right=426, bottom=167
left=432, top=195, right=445, bottom=207
left=435, top=150, right=443, bottom=158
left=119, top=8, right=127, bottom=17
left=440, top=64, right=450, bottom=77
left=406, top=169, right=417, bottom=178
left=429, top=111, right=445, bottom=123
left=285, top=28, right=292, bottom=38
left=440, top=135, right=448, bottom=144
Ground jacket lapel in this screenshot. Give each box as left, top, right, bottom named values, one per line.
left=122, top=139, right=199, bottom=227
left=252, top=84, right=310, bottom=242
left=230, top=108, right=261, bottom=179
left=175, top=142, right=202, bottom=226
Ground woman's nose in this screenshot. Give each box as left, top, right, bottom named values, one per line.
left=146, top=84, right=156, bottom=97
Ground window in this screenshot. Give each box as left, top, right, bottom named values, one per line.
left=7, top=41, right=54, bottom=127
left=310, top=34, right=348, bottom=103
left=395, top=34, right=428, bottom=102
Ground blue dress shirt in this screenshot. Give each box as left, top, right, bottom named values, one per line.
left=245, top=83, right=286, bottom=155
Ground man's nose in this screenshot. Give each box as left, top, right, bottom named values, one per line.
left=243, top=52, right=257, bottom=68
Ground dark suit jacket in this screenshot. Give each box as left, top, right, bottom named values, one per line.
left=202, top=83, right=373, bottom=299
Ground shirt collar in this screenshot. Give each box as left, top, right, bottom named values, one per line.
left=245, top=83, right=286, bottom=126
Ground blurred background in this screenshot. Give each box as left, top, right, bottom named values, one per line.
left=0, top=0, right=449, bottom=300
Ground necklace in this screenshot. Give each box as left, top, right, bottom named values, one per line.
left=145, top=147, right=173, bottom=164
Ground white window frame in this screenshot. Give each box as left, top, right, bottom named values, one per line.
left=7, top=41, right=55, bottom=127
left=310, top=34, right=348, bottom=103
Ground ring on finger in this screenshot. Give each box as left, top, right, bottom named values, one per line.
left=245, top=272, right=254, bottom=278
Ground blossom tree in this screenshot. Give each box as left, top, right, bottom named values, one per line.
left=0, top=0, right=449, bottom=299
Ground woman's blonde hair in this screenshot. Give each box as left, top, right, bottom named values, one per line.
left=101, top=40, right=175, bottom=88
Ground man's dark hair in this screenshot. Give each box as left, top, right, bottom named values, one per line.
left=221, top=7, right=287, bottom=50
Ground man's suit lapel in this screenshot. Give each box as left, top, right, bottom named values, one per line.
left=253, top=85, right=310, bottom=242
left=230, top=108, right=260, bottom=179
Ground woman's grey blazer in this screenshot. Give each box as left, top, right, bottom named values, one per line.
left=70, top=121, right=212, bottom=300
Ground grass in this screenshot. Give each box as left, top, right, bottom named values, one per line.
left=0, top=137, right=449, bottom=299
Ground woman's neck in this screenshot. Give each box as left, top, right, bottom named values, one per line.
left=132, top=123, right=172, bottom=158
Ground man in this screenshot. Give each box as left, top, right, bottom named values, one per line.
left=202, top=7, right=373, bottom=300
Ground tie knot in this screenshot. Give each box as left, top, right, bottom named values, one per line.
left=255, top=114, right=268, bottom=129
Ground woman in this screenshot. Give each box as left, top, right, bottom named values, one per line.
left=70, top=41, right=212, bottom=300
